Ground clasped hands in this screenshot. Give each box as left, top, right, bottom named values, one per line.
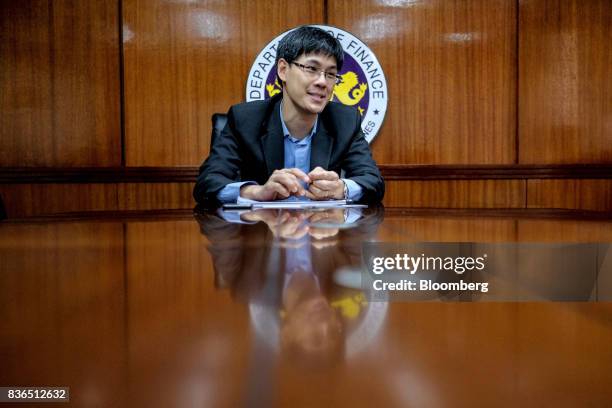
left=240, top=166, right=345, bottom=201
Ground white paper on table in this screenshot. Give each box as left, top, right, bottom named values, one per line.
left=251, top=199, right=349, bottom=209
left=234, top=195, right=366, bottom=209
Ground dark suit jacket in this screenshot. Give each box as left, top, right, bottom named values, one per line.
left=193, top=94, right=385, bottom=206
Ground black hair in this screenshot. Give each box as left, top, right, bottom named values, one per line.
left=275, top=26, right=344, bottom=71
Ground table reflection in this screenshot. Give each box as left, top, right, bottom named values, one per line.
left=195, top=206, right=386, bottom=366
left=1, top=210, right=612, bottom=407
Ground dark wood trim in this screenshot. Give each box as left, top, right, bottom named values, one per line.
left=379, top=164, right=612, bottom=180
left=1, top=209, right=197, bottom=223
left=383, top=207, right=612, bottom=220
left=0, top=167, right=199, bottom=183
left=2, top=207, right=610, bottom=223
left=1, top=164, right=611, bottom=184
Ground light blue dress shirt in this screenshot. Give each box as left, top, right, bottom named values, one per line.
left=217, top=102, right=363, bottom=203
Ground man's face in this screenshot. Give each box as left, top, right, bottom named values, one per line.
left=277, top=53, right=338, bottom=115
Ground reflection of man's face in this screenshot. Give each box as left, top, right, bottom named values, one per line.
left=281, top=268, right=344, bottom=364
left=281, top=296, right=343, bottom=358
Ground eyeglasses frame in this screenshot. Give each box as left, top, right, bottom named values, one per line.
left=290, top=61, right=343, bottom=85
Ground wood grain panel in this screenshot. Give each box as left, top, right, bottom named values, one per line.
left=377, top=216, right=517, bottom=242
left=2, top=164, right=611, bottom=183
left=0, top=223, right=125, bottom=403
left=277, top=303, right=612, bottom=406
left=0, top=0, right=121, bottom=166
left=0, top=182, right=194, bottom=218
left=599, top=251, right=612, bottom=301
left=0, top=183, right=118, bottom=218
left=519, top=0, right=612, bottom=163
left=328, top=0, right=516, bottom=164
left=125, top=221, right=249, bottom=407
left=117, top=182, right=194, bottom=210
left=527, top=179, right=612, bottom=211
left=383, top=180, right=525, bottom=208
left=514, top=304, right=612, bottom=403
left=518, top=219, right=612, bottom=242
left=123, top=0, right=324, bottom=166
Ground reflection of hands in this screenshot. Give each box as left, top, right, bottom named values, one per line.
left=241, top=208, right=348, bottom=242
left=308, top=209, right=345, bottom=225
left=308, top=208, right=345, bottom=241
left=274, top=212, right=310, bottom=240
left=240, top=168, right=311, bottom=201
left=239, top=209, right=278, bottom=224
left=311, top=236, right=338, bottom=249
left=241, top=210, right=310, bottom=240
left=305, top=167, right=345, bottom=200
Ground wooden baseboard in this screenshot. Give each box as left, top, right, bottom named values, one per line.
left=1, top=164, right=611, bottom=183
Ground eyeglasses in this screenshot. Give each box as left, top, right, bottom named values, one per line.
left=291, top=62, right=343, bottom=84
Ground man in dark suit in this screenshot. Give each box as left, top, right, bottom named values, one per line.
left=193, top=26, right=384, bottom=206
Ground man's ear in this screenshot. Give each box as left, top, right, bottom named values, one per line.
left=277, top=58, right=289, bottom=83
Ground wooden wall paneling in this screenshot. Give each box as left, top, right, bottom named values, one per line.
left=125, top=221, right=249, bottom=406
left=0, top=183, right=119, bottom=218
left=118, top=182, right=194, bottom=210
left=0, top=223, right=126, bottom=403
left=0, top=0, right=121, bottom=166
left=519, top=0, right=612, bottom=163
left=383, top=180, right=526, bottom=208
left=123, top=0, right=324, bottom=167
left=328, top=0, right=516, bottom=164
left=526, top=179, right=612, bottom=211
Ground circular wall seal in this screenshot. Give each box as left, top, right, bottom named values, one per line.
left=245, top=25, right=388, bottom=143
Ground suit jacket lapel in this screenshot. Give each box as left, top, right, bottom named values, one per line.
left=260, top=99, right=284, bottom=176
left=310, top=118, right=332, bottom=170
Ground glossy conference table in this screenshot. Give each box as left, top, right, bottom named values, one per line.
left=1, top=207, right=611, bottom=407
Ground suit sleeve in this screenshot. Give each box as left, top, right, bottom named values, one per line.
left=340, top=110, right=385, bottom=204
left=193, top=106, right=245, bottom=205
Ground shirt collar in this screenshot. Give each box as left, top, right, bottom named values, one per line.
left=279, top=100, right=317, bottom=143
